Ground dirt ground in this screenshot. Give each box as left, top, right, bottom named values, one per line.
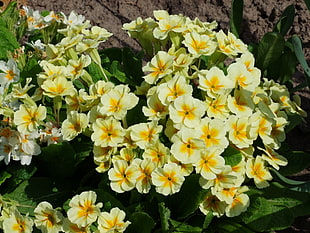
left=3, top=0, right=310, bottom=232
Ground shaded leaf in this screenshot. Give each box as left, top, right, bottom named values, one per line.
left=126, top=211, right=155, bottom=233
left=168, top=174, right=208, bottom=219
left=222, top=146, right=242, bottom=167
left=230, top=0, right=244, bottom=37
left=273, top=4, right=295, bottom=36
left=170, top=219, right=202, bottom=233
left=279, top=150, right=310, bottom=176
left=0, top=24, right=19, bottom=60
left=256, top=32, right=285, bottom=71
left=158, top=202, right=170, bottom=233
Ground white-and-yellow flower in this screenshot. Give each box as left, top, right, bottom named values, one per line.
left=61, top=111, right=88, bottom=141
left=97, top=207, right=130, bottom=233
left=0, top=58, right=20, bottom=90
left=41, top=76, right=76, bottom=98
left=246, top=156, right=273, bottom=188
left=130, top=121, right=163, bottom=149
left=169, top=95, right=205, bottom=129
left=34, top=201, right=64, bottom=233
left=108, top=160, right=139, bottom=193
left=14, top=104, right=46, bottom=134
left=132, top=158, right=156, bottom=194
left=142, top=51, right=174, bottom=84
left=151, top=162, right=185, bottom=195
left=67, top=191, right=102, bottom=227
left=3, top=209, right=34, bottom=233
left=91, top=117, right=125, bottom=147
left=183, top=31, right=217, bottom=56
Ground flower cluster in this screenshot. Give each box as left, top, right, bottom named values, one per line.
left=0, top=5, right=306, bottom=223
left=0, top=191, right=130, bottom=233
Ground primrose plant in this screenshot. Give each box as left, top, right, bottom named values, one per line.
left=0, top=2, right=307, bottom=233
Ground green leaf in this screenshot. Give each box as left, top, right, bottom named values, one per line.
left=202, top=211, right=214, bottom=230
left=126, top=98, right=147, bottom=126
left=279, top=150, right=310, bottom=176
left=292, top=35, right=310, bottom=89
left=0, top=170, right=12, bottom=186
left=20, top=56, right=42, bottom=81
left=273, top=4, right=295, bottom=36
left=0, top=24, right=19, bottom=60
left=222, top=146, right=242, bottom=167
left=87, top=61, right=105, bottom=82
left=230, top=0, right=244, bottom=37
left=168, top=174, right=209, bottom=219
left=158, top=202, right=171, bottom=233
left=256, top=32, right=285, bottom=71
left=37, top=142, right=77, bottom=178
left=122, top=47, right=144, bottom=87
left=170, top=219, right=202, bottom=233
left=241, top=184, right=310, bottom=231
left=216, top=220, right=255, bottom=233
left=271, top=168, right=310, bottom=192
left=304, top=0, right=310, bottom=11
left=126, top=212, right=156, bottom=233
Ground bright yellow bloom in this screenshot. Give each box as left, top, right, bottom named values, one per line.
left=151, top=162, right=185, bottom=195
left=269, top=117, right=288, bottom=149
left=198, top=117, right=228, bottom=149
left=100, top=84, right=139, bottom=120
left=142, top=93, right=169, bottom=120
left=67, top=191, right=102, bottom=227
left=61, top=111, right=89, bottom=141
left=112, top=147, right=136, bottom=165
left=41, top=76, right=76, bottom=98
left=142, top=51, right=174, bottom=84
left=130, top=121, right=163, bottom=149
left=205, top=95, right=230, bottom=120
left=3, top=209, right=33, bottom=233
left=132, top=158, right=156, bottom=194
left=169, top=95, right=205, bottom=129
left=246, top=156, right=273, bottom=188
left=0, top=58, right=20, bottom=89
left=195, top=147, right=226, bottom=180
left=108, top=160, right=140, bottom=193
left=157, top=75, right=193, bottom=105
left=142, top=142, right=170, bottom=167
left=260, top=146, right=288, bottom=170
left=249, top=112, right=274, bottom=145
left=198, top=66, right=234, bottom=98
left=97, top=207, right=131, bottom=233
left=227, top=88, right=254, bottom=117
left=34, top=201, right=64, bottom=233
left=91, top=118, right=125, bottom=147
left=227, top=115, right=254, bottom=149
left=14, top=104, right=46, bottom=134
left=183, top=31, right=217, bottom=56
left=216, top=30, right=247, bottom=56
left=225, top=192, right=250, bottom=217
left=171, top=128, right=205, bottom=164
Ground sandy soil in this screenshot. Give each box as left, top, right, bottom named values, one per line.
left=2, top=0, right=310, bottom=232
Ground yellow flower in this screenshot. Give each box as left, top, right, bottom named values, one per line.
left=61, top=111, right=89, bottom=141
left=260, top=146, right=288, bottom=170
left=142, top=93, right=169, bottom=120
left=246, top=156, right=273, bottom=188
left=0, top=58, right=20, bottom=89
left=198, top=117, right=229, bottom=149
left=151, top=162, right=185, bottom=195
left=142, top=51, right=174, bottom=84
left=194, top=147, right=226, bottom=180
left=198, top=66, right=234, bottom=98
left=171, top=128, right=205, bottom=164
left=157, top=75, right=193, bottom=105
left=227, top=88, right=254, bottom=117
left=130, top=121, right=163, bottom=149
left=91, top=117, right=125, bottom=147
left=41, top=76, right=76, bottom=98
left=99, top=84, right=139, bottom=120
left=112, top=147, right=136, bottom=165
left=183, top=31, right=217, bottom=56
left=97, top=207, right=131, bottom=233
left=216, top=30, right=247, bottom=56
left=34, top=201, right=64, bottom=233
left=142, top=142, right=170, bottom=167
left=108, top=160, right=139, bottom=193
left=205, top=95, right=230, bottom=120
left=67, top=191, right=102, bottom=227
left=3, top=209, right=33, bottom=233
left=227, top=115, right=254, bottom=149
left=132, top=158, right=156, bottom=194
left=14, top=104, right=46, bottom=134
left=225, top=192, right=250, bottom=217
left=169, top=154, right=194, bottom=176
left=169, top=95, right=205, bottom=129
